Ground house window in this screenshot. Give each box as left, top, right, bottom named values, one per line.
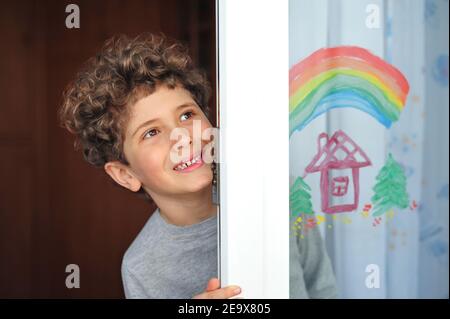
left=331, top=176, right=349, bottom=196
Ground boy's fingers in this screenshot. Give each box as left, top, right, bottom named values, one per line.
left=205, top=278, right=220, bottom=292
left=205, top=286, right=241, bottom=299
left=192, top=281, right=241, bottom=299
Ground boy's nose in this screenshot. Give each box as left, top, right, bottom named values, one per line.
left=168, top=124, right=204, bottom=157
left=175, top=138, right=192, bottom=152
left=170, top=130, right=194, bottom=158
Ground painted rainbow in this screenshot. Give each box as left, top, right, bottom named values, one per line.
left=289, top=46, right=409, bottom=136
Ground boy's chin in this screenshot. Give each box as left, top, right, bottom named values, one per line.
left=173, top=173, right=213, bottom=193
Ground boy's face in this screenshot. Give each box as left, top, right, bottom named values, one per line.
left=118, top=84, right=214, bottom=198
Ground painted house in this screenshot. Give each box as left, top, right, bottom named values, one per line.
left=305, top=130, right=371, bottom=214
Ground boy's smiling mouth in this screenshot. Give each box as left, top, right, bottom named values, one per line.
left=173, top=153, right=204, bottom=173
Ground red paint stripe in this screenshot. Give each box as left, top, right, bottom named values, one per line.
left=290, top=46, right=409, bottom=94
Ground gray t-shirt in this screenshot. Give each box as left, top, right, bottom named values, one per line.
left=289, top=213, right=338, bottom=298
left=121, top=208, right=337, bottom=299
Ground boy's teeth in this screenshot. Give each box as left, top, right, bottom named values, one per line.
left=175, top=155, right=201, bottom=170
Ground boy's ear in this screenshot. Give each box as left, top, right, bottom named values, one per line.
left=104, top=161, right=142, bottom=192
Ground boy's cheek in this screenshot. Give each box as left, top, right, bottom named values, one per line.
left=136, top=156, right=165, bottom=177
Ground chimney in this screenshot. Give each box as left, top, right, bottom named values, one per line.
left=317, top=133, right=328, bottom=153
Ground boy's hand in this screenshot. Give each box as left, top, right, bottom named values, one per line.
left=192, top=278, right=241, bottom=299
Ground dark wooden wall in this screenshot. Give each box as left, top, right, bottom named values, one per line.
left=0, top=0, right=216, bottom=298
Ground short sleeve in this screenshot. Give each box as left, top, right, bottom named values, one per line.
left=121, top=261, right=149, bottom=299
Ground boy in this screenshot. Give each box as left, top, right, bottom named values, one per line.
left=60, top=33, right=337, bottom=298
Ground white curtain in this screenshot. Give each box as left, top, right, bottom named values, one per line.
left=289, top=0, right=448, bottom=298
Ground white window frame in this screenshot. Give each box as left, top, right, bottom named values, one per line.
left=216, top=0, right=290, bottom=298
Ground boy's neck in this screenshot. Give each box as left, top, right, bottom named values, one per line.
left=155, top=184, right=217, bottom=226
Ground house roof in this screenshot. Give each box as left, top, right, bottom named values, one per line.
left=305, top=130, right=372, bottom=173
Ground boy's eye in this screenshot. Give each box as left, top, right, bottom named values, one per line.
left=143, top=129, right=159, bottom=139
left=180, top=111, right=194, bottom=121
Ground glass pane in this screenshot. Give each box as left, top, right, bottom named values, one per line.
left=289, top=0, right=449, bottom=298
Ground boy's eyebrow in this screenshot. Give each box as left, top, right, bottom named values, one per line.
left=131, top=102, right=197, bottom=138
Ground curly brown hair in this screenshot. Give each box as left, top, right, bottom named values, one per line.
left=59, top=32, right=212, bottom=169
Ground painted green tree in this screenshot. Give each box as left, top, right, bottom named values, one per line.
left=290, top=176, right=314, bottom=216
left=371, top=153, right=409, bottom=217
